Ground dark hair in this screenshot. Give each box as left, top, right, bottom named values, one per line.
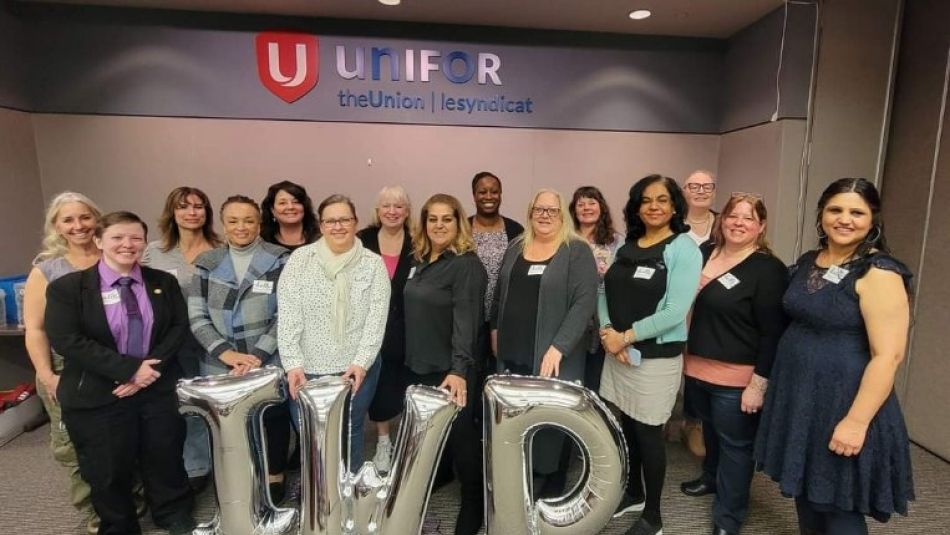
left=815, top=177, right=888, bottom=256
left=260, top=180, right=319, bottom=245
left=96, top=211, right=148, bottom=238
left=219, top=194, right=260, bottom=217
left=569, top=186, right=618, bottom=246
left=157, top=186, right=222, bottom=252
left=623, top=174, right=690, bottom=241
left=317, top=194, right=357, bottom=221
left=471, top=171, right=501, bottom=193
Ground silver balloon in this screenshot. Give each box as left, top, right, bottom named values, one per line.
left=483, top=374, right=628, bottom=535
left=297, top=377, right=460, bottom=535
left=178, top=366, right=298, bottom=535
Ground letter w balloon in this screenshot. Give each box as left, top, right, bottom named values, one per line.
left=178, top=369, right=627, bottom=534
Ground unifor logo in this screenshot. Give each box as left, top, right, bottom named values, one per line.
left=255, top=32, right=318, bottom=103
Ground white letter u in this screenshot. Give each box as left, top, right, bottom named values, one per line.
left=268, top=42, right=308, bottom=87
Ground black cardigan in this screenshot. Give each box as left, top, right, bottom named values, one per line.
left=357, top=225, right=413, bottom=364
left=45, top=264, right=188, bottom=410
left=467, top=215, right=523, bottom=242
left=686, top=250, right=789, bottom=378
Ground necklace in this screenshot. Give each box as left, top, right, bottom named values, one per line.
left=686, top=212, right=712, bottom=225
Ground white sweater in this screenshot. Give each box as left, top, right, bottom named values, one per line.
left=277, top=243, right=390, bottom=374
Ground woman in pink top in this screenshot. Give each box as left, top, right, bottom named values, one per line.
left=680, top=194, right=789, bottom=535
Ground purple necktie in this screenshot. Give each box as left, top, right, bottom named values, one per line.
left=116, top=277, right=144, bottom=358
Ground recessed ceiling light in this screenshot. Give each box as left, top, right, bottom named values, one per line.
left=379, top=0, right=401, bottom=5
left=629, top=9, right=652, bottom=20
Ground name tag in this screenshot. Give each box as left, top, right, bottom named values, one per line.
left=633, top=266, right=656, bottom=280
left=252, top=280, right=274, bottom=294
left=718, top=272, right=740, bottom=289
left=822, top=265, right=849, bottom=284
left=101, top=289, right=121, bottom=305
left=528, top=264, right=547, bottom=276
left=408, top=266, right=416, bottom=279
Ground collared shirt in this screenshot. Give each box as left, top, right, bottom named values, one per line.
left=98, top=261, right=155, bottom=357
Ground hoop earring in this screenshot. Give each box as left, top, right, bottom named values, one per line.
left=864, top=225, right=882, bottom=244
left=816, top=223, right=827, bottom=240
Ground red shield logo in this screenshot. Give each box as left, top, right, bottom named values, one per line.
left=256, top=32, right=318, bottom=103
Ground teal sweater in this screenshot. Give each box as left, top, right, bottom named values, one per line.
left=598, top=233, right=702, bottom=344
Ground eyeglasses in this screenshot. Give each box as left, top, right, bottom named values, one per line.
left=532, top=206, right=561, bottom=217
left=684, top=183, right=716, bottom=193
left=321, top=217, right=356, bottom=228
left=731, top=191, right=763, bottom=200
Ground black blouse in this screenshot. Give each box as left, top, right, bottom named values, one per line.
left=604, top=235, right=683, bottom=358
left=687, top=251, right=789, bottom=377
left=403, top=251, right=487, bottom=376
left=498, top=254, right=550, bottom=367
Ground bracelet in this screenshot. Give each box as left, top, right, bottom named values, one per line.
left=622, top=329, right=633, bottom=345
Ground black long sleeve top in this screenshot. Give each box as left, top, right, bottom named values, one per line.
left=404, top=251, right=487, bottom=377
left=686, top=250, right=789, bottom=378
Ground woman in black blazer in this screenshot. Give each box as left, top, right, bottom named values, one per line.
left=45, top=211, right=195, bottom=535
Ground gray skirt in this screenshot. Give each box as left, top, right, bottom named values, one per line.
left=599, top=354, right=683, bottom=425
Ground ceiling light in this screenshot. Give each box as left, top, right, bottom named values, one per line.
left=628, top=9, right=651, bottom=20
left=378, top=0, right=401, bottom=5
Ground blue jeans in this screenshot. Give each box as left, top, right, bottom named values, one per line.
left=685, top=377, right=758, bottom=533
left=289, top=360, right=381, bottom=471
left=182, top=416, right=211, bottom=477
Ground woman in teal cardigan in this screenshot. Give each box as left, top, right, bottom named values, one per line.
left=599, top=175, right=702, bottom=535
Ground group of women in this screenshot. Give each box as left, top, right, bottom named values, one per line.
left=23, top=171, right=914, bottom=535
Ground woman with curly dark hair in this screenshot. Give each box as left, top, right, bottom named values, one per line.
left=260, top=180, right=319, bottom=251
left=599, top=174, right=702, bottom=535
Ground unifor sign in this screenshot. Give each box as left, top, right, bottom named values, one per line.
left=255, top=31, right=535, bottom=114
left=178, top=367, right=627, bottom=535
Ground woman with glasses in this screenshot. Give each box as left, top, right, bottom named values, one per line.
left=404, top=194, right=487, bottom=535
left=600, top=175, right=702, bottom=535
left=356, top=186, right=415, bottom=473
left=187, top=195, right=292, bottom=502
left=142, top=186, right=222, bottom=491
left=260, top=180, right=320, bottom=252
left=491, top=188, right=599, bottom=498
left=680, top=193, right=788, bottom=535
left=278, top=194, right=390, bottom=470
left=569, top=185, right=624, bottom=393
left=682, top=170, right=718, bottom=246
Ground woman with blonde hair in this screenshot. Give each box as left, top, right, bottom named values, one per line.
left=356, top=185, right=415, bottom=472
left=23, top=191, right=104, bottom=533
left=490, top=188, right=599, bottom=497
left=403, top=193, right=487, bottom=535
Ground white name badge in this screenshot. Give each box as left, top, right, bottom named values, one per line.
left=633, top=266, right=656, bottom=280
left=101, top=289, right=121, bottom=305
left=718, top=272, right=740, bottom=289
left=822, top=265, right=849, bottom=284
left=528, top=264, right=547, bottom=276
left=252, top=280, right=274, bottom=294
left=408, top=266, right=416, bottom=279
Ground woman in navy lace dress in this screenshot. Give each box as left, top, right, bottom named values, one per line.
left=755, top=178, right=914, bottom=535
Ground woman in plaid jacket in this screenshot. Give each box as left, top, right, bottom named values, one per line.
left=187, top=194, right=292, bottom=502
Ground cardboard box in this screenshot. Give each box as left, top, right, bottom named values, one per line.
left=0, top=394, right=47, bottom=447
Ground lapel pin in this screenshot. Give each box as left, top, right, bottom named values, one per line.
left=154, top=288, right=162, bottom=294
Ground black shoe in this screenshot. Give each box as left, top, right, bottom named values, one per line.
left=612, top=493, right=646, bottom=518
left=188, top=474, right=210, bottom=493
left=680, top=476, right=716, bottom=497
left=624, top=517, right=663, bottom=535
left=269, top=481, right=286, bottom=505
left=712, top=526, right=737, bottom=535
left=167, top=518, right=197, bottom=535
left=454, top=501, right=483, bottom=535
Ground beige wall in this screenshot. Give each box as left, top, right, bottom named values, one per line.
left=716, top=119, right=807, bottom=263
left=0, top=107, right=44, bottom=276
left=31, top=114, right=720, bottom=233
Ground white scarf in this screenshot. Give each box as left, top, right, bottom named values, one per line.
left=313, top=237, right=364, bottom=345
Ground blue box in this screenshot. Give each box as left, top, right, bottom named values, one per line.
left=0, top=275, right=27, bottom=325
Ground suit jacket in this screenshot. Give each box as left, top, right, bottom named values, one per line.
left=357, top=225, right=413, bottom=364
left=46, top=263, right=188, bottom=410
